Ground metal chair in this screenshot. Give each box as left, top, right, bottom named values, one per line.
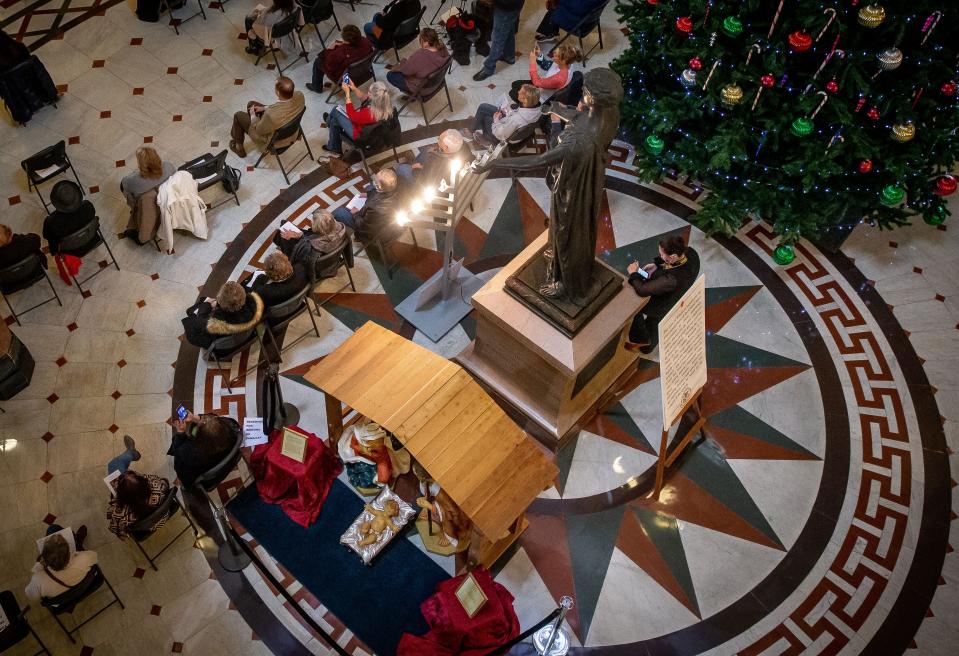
left=161, top=0, right=207, bottom=36
left=357, top=221, right=418, bottom=280
left=254, top=108, right=314, bottom=185
left=375, top=6, right=426, bottom=62
left=0, top=589, right=51, bottom=655
left=180, top=150, right=240, bottom=210
left=340, top=108, right=401, bottom=177
left=21, top=141, right=82, bottom=213
left=263, top=283, right=321, bottom=356
left=128, top=485, right=199, bottom=571
left=396, top=56, right=453, bottom=125
left=55, top=218, right=120, bottom=295
left=311, top=235, right=356, bottom=303
left=193, top=426, right=251, bottom=572
left=505, top=121, right=539, bottom=156
left=551, top=69, right=584, bottom=107
left=40, top=565, right=123, bottom=644
left=0, top=253, right=61, bottom=326
left=203, top=326, right=269, bottom=394
left=550, top=0, right=610, bottom=61
left=296, top=0, right=340, bottom=49
left=254, top=8, right=309, bottom=75
left=325, top=50, right=376, bottom=103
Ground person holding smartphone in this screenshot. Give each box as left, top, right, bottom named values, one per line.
left=624, top=235, right=700, bottom=354
left=168, top=411, right=239, bottom=488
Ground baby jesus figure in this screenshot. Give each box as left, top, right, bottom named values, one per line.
left=357, top=499, right=401, bottom=547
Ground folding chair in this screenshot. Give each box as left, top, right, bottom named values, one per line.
left=41, top=565, right=123, bottom=644
left=56, top=218, right=120, bottom=296
left=297, top=0, right=340, bottom=49
left=325, top=51, right=376, bottom=103
left=21, top=141, right=82, bottom=213
left=0, top=253, right=61, bottom=326
left=128, top=486, right=200, bottom=571
left=254, top=108, right=314, bottom=185
left=254, top=8, right=309, bottom=75
left=161, top=0, right=207, bottom=35
left=180, top=150, right=241, bottom=210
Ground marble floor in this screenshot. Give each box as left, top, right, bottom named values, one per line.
left=0, top=1, right=955, bottom=655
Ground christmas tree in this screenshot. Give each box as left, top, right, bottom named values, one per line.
left=612, top=0, right=959, bottom=258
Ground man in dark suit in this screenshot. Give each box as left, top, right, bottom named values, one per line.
left=625, top=235, right=701, bottom=354
left=42, top=180, right=97, bottom=253
left=0, top=224, right=45, bottom=270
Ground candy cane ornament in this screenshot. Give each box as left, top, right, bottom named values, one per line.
left=745, top=43, right=762, bottom=66
left=702, top=61, right=720, bottom=90
left=810, top=91, right=829, bottom=118
left=921, top=11, right=942, bottom=45
left=767, top=0, right=785, bottom=39
left=817, top=8, right=837, bottom=42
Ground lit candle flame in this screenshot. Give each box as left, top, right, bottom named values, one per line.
left=396, top=210, right=408, bottom=226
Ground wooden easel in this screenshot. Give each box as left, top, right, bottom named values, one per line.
left=652, top=387, right=706, bottom=500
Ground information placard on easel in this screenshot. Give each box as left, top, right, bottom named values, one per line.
left=658, top=274, right=707, bottom=429
left=280, top=427, right=308, bottom=463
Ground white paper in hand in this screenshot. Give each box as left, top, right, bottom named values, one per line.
left=243, top=417, right=268, bottom=447
left=104, top=469, right=121, bottom=496
left=346, top=195, right=366, bottom=211
left=280, top=221, right=303, bottom=235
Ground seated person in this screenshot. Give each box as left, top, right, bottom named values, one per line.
left=120, top=146, right=176, bottom=244
left=323, top=80, right=393, bottom=157
left=534, top=0, right=608, bottom=41
left=244, top=0, right=295, bottom=55
left=168, top=412, right=239, bottom=488
left=106, top=470, right=171, bottom=540
left=510, top=42, right=583, bottom=102
left=332, top=168, right=402, bottom=238
left=396, top=129, right=472, bottom=186
left=306, top=24, right=372, bottom=94
left=245, top=252, right=308, bottom=308
left=0, top=223, right=44, bottom=270
left=466, top=84, right=542, bottom=148
left=42, top=180, right=96, bottom=254
left=24, top=525, right=96, bottom=603
left=385, top=28, right=448, bottom=95
left=229, top=76, right=305, bottom=159
left=182, top=281, right=264, bottom=350
left=273, top=208, right=348, bottom=277
left=364, top=0, right=421, bottom=49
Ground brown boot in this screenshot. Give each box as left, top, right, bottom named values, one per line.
left=229, top=139, right=246, bottom=158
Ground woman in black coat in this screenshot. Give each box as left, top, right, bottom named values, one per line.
left=182, top=281, right=264, bottom=350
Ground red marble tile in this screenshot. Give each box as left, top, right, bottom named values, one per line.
left=42, top=432, right=55, bottom=442
left=150, top=273, right=160, bottom=280
left=55, top=356, right=67, bottom=367
left=144, top=136, right=154, bottom=144
left=913, top=266, right=923, bottom=274
left=889, top=241, right=898, bottom=248
left=89, top=185, right=99, bottom=194
left=40, top=471, right=53, bottom=483
left=173, top=115, right=182, bottom=122
left=171, top=643, right=183, bottom=653
left=43, top=513, right=57, bottom=525
left=133, top=87, right=144, bottom=95
left=79, top=646, right=94, bottom=656
left=68, top=135, right=80, bottom=145
left=130, top=38, right=143, bottom=45
left=46, top=393, right=59, bottom=404
left=108, top=424, right=119, bottom=433
left=210, top=141, right=219, bottom=148
left=935, top=293, right=945, bottom=302
left=100, top=110, right=111, bottom=118
left=202, top=48, right=213, bottom=56
left=92, top=59, right=105, bottom=68
left=111, top=390, right=122, bottom=400
left=150, top=604, right=162, bottom=616
left=7, top=195, right=20, bottom=205
left=167, top=67, right=178, bottom=74
left=137, top=299, right=146, bottom=308
left=202, top=95, right=212, bottom=102
left=67, top=322, right=78, bottom=331
left=56, top=84, right=68, bottom=93
left=234, top=78, right=243, bottom=85
left=117, top=359, right=127, bottom=368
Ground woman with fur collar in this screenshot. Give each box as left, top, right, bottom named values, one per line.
left=182, top=281, right=264, bottom=350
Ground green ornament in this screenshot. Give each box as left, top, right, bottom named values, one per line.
left=772, top=244, right=795, bottom=265
left=644, top=135, right=665, bottom=155
left=880, top=185, right=905, bottom=206
left=924, top=204, right=948, bottom=225
left=790, top=117, right=813, bottom=137
left=722, top=16, right=743, bottom=37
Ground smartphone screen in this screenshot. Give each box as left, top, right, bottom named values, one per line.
left=636, top=268, right=650, bottom=279
left=342, top=73, right=350, bottom=85
left=176, top=404, right=188, bottom=421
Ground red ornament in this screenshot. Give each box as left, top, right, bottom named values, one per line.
left=934, top=174, right=957, bottom=196
left=941, top=81, right=957, bottom=97
left=646, top=0, right=658, bottom=4
left=825, top=79, right=839, bottom=93
left=866, top=106, right=880, bottom=120
left=689, top=57, right=703, bottom=70
left=760, top=74, right=775, bottom=88
left=676, top=16, right=693, bottom=34
left=858, top=159, right=873, bottom=174
left=788, top=30, right=812, bottom=52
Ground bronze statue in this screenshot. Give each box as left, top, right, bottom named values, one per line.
left=476, top=68, right=624, bottom=304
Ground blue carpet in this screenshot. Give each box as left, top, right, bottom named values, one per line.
left=227, top=481, right=450, bottom=655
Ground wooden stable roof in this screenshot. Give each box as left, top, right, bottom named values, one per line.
left=305, top=322, right=557, bottom=540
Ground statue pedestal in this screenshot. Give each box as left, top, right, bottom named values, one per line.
left=456, top=233, right=646, bottom=449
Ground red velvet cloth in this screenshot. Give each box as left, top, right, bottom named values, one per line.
left=249, top=426, right=342, bottom=527
left=397, top=567, right=520, bottom=656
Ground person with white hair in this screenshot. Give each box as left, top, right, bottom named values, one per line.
left=331, top=168, right=403, bottom=238
left=324, top=80, right=394, bottom=156
left=395, top=128, right=473, bottom=185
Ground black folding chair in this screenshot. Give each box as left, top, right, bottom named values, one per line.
left=0, top=253, right=61, bottom=326
left=505, top=121, right=539, bottom=156
left=160, top=0, right=207, bottom=35
left=263, top=283, right=321, bottom=355
left=357, top=221, right=418, bottom=280
left=311, top=235, right=356, bottom=307
left=297, top=0, right=340, bottom=49
left=375, top=6, right=426, bottom=62
left=551, top=70, right=584, bottom=107
left=325, top=50, right=376, bottom=103
left=551, top=0, right=610, bottom=61
left=0, top=589, right=51, bottom=655
left=180, top=150, right=240, bottom=210
left=41, top=565, right=123, bottom=644
left=333, top=0, right=355, bottom=10
left=340, top=108, right=401, bottom=176
left=203, top=325, right=269, bottom=393
left=254, top=108, right=314, bottom=185
left=255, top=8, right=309, bottom=75
left=56, top=218, right=120, bottom=296
left=128, top=485, right=199, bottom=571
left=397, top=55, right=453, bottom=125
left=21, top=141, right=82, bottom=213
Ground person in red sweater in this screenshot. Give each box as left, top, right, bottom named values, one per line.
left=510, top=41, right=582, bottom=102
left=323, top=80, right=394, bottom=155
left=306, top=24, right=372, bottom=94
left=385, top=27, right=449, bottom=95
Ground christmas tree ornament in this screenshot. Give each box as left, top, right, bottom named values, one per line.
left=817, top=8, right=837, bottom=41
left=722, top=16, right=743, bottom=37
left=813, top=47, right=845, bottom=79
left=858, top=4, right=886, bottom=28
left=877, top=48, right=903, bottom=70
left=702, top=60, right=720, bottom=90
left=745, top=43, right=762, bottom=66
left=920, top=11, right=943, bottom=45
left=933, top=174, right=957, bottom=196
left=825, top=79, right=839, bottom=93
left=790, top=117, right=813, bottom=137
left=825, top=133, right=844, bottom=152
left=675, top=16, right=693, bottom=35
left=644, top=135, right=665, bottom=155
left=788, top=31, right=812, bottom=52
left=810, top=91, right=829, bottom=118
left=880, top=185, right=905, bottom=206
left=940, top=80, right=956, bottom=96
left=858, top=159, right=874, bottom=173
left=891, top=121, right=916, bottom=142
left=681, top=68, right=698, bottom=87
left=689, top=57, right=702, bottom=71
left=721, top=83, right=743, bottom=106
left=866, top=106, right=880, bottom=120
left=767, top=0, right=785, bottom=38
left=751, top=75, right=774, bottom=111
left=646, top=0, right=658, bottom=4
left=924, top=204, right=948, bottom=225
left=772, top=244, right=795, bottom=265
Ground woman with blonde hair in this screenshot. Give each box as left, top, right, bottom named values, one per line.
left=182, top=280, right=264, bottom=349
left=511, top=42, right=583, bottom=101
left=120, top=146, right=176, bottom=244
left=323, top=80, right=394, bottom=156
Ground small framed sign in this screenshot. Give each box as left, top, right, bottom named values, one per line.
left=454, top=572, right=488, bottom=618
left=280, top=427, right=308, bottom=463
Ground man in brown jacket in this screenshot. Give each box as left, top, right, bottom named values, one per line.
left=230, top=76, right=306, bottom=158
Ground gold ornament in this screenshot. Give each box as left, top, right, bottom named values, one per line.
left=858, top=4, right=886, bottom=28
left=891, top=121, right=915, bottom=142
left=721, top=83, right=744, bottom=106
left=877, top=47, right=903, bottom=70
